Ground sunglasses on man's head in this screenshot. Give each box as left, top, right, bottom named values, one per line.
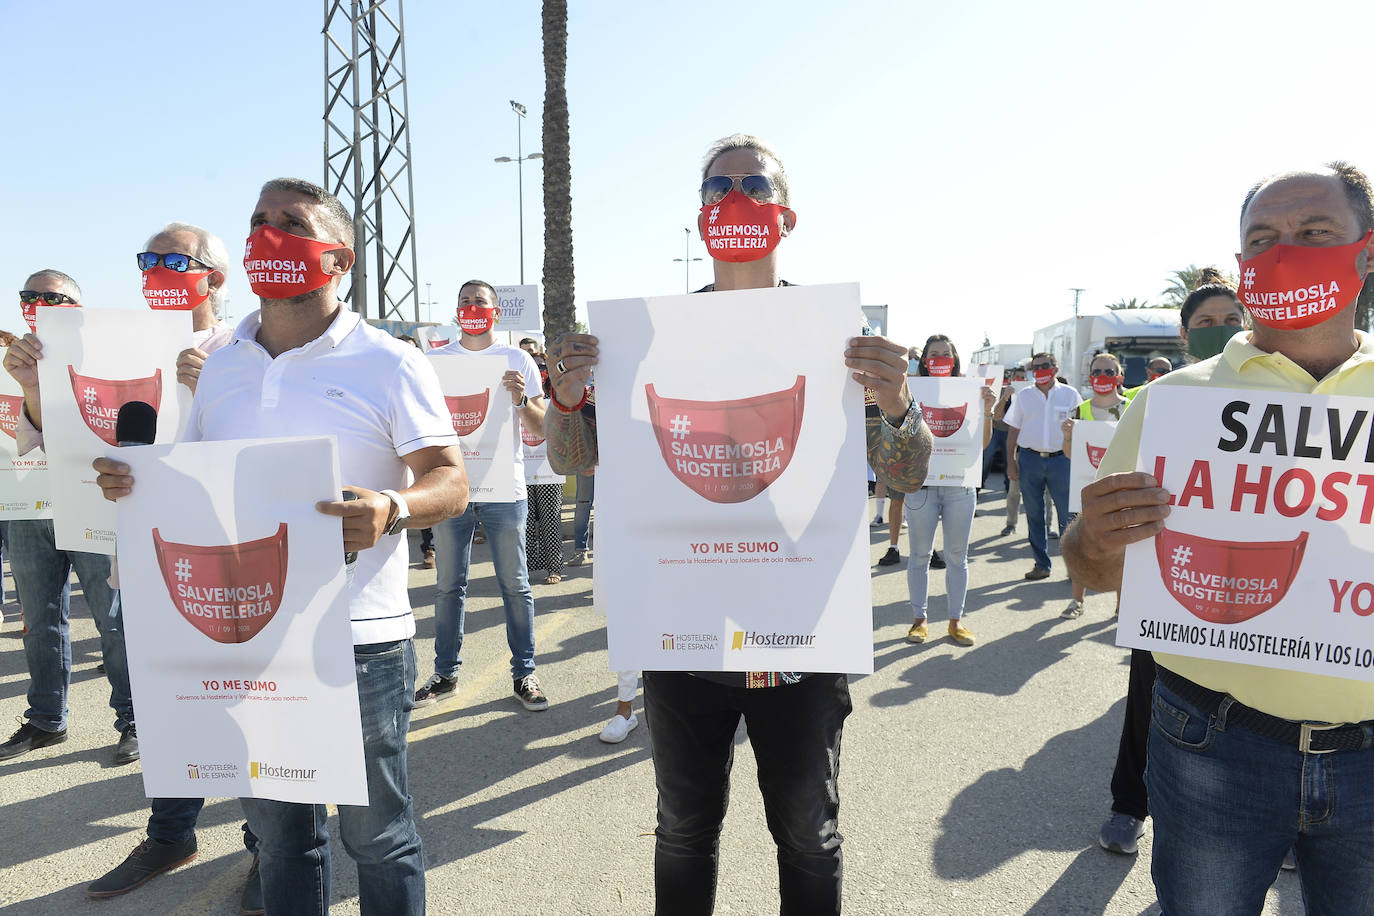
left=700, top=174, right=777, bottom=206
left=18, top=290, right=77, bottom=306
left=136, top=252, right=212, bottom=273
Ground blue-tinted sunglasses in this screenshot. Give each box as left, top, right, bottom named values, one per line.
left=136, top=252, right=212, bottom=272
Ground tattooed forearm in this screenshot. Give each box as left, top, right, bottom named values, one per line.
left=866, top=413, right=932, bottom=494
left=547, top=405, right=599, bottom=475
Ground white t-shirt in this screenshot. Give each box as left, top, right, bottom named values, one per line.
left=186, top=307, right=459, bottom=644
left=1004, top=381, right=1080, bottom=452
left=430, top=338, right=542, bottom=489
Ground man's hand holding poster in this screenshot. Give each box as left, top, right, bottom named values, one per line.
left=114, top=436, right=365, bottom=804
left=587, top=283, right=872, bottom=674
left=908, top=377, right=983, bottom=488
left=1069, top=420, right=1118, bottom=513
left=1119, top=386, right=1374, bottom=680
left=0, top=370, right=51, bottom=519
left=427, top=354, right=520, bottom=501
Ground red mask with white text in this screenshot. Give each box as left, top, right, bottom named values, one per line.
left=457, top=306, right=497, bottom=335
left=142, top=267, right=211, bottom=311
left=924, top=356, right=954, bottom=377
left=1236, top=231, right=1371, bottom=330
left=22, top=298, right=79, bottom=333
left=698, top=191, right=793, bottom=263
left=1090, top=374, right=1120, bottom=395
left=1032, top=368, right=1056, bottom=386
left=243, top=226, right=343, bottom=299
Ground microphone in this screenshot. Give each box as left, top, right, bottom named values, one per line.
left=115, top=401, right=158, bottom=447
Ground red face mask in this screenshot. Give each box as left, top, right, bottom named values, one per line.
left=919, top=402, right=968, bottom=438
left=153, top=523, right=289, bottom=644
left=21, top=298, right=79, bottom=333
left=0, top=395, right=22, bottom=440
left=924, top=356, right=955, bottom=377
left=1032, top=368, right=1056, bottom=386
left=444, top=390, right=491, bottom=436
left=142, top=267, right=211, bottom=311
left=457, top=306, right=497, bottom=335
left=1236, top=231, right=1371, bottom=330
left=243, top=226, right=343, bottom=299
left=68, top=365, right=163, bottom=446
left=1154, top=526, right=1307, bottom=625
left=1147, top=368, right=1168, bottom=382
left=698, top=191, right=793, bottom=263
left=1090, top=374, right=1120, bottom=395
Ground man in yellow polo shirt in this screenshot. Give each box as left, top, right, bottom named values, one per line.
left=1064, top=161, right=1374, bottom=915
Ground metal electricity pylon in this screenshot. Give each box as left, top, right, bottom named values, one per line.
left=324, top=0, right=420, bottom=321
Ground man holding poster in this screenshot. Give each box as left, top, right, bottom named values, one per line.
left=544, top=134, right=930, bottom=914
left=1065, top=163, right=1374, bottom=913
left=96, top=178, right=466, bottom=916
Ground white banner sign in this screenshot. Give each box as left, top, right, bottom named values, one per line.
left=1119, top=386, right=1374, bottom=679
left=37, top=307, right=192, bottom=553
left=909, top=377, right=984, bottom=488
left=522, top=422, right=563, bottom=485
left=115, top=436, right=366, bottom=803
left=1069, top=420, right=1118, bottom=512
left=494, top=285, right=541, bottom=332
left=588, top=283, right=873, bottom=673
left=419, top=325, right=458, bottom=352
left=974, top=363, right=1004, bottom=390
left=427, top=354, right=521, bottom=502
left=0, top=371, right=52, bottom=519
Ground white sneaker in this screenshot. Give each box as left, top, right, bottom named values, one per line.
left=568, top=550, right=589, bottom=567
left=598, top=712, right=639, bottom=744
left=871, top=516, right=884, bottom=527
left=1061, top=599, right=1084, bottom=619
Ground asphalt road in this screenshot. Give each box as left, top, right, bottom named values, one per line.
left=0, top=483, right=1305, bottom=914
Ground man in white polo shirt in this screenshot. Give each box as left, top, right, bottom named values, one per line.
left=418, top=279, right=550, bottom=711
left=1004, top=351, right=1080, bottom=580
left=95, top=177, right=467, bottom=916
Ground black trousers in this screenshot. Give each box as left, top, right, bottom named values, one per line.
left=1110, top=649, right=1156, bottom=821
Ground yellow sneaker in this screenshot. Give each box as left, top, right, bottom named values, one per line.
left=906, top=620, right=929, bottom=643
left=948, top=621, right=975, bottom=646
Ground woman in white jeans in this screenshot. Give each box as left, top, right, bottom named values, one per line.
left=906, top=335, right=994, bottom=647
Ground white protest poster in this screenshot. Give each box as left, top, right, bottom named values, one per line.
left=522, top=422, right=563, bottom=485
left=589, top=283, right=872, bottom=674
left=115, top=436, right=366, bottom=803
left=493, top=284, right=541, bottom=332
left=36, top=307, right=192, bottom=554
left=0, top=372, right=52, bottom=519
left=974, top=363, right=1004, bottom=390
left=909, top=377, right=984, bottom=488
left=419, top=325, right=458, bottom=352
left=1119, top=386, right=1374, bottom=680
left=1069, top=420, right=1118, bottom=512
left=427, top=353, right=521, bottom=501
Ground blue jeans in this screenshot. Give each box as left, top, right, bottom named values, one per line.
left=981, top=428, right=1008, bottom=490
left=432, top=500, right=536, bottom=679
left=904, top=486, right=976, bottom=621
left=1147, top=676, right=1374, bottom=915
left=241, top=640, right=424, bottom=916
left=11, top=518, right=131, bottom=733
left=1016, top=449, right=1070, bottom=571
left=573, top=473, right=594, bottom=551
left=146, top=796, right=259, bottom=855
left=644, top=671, right=850, bottom=915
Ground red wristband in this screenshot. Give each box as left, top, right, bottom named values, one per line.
left=552, top=386, right=589, bottom=413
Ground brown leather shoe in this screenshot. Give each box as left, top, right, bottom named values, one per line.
left=1024, top=566, right=1050, bottom=581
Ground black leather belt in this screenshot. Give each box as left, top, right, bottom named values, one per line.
left=1017, top=447, right=1063, bottom=458
left=1157, top=666, right=1374, bottom=754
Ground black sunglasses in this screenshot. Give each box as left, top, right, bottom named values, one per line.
left=136, top=252, right=212, bottom=273
left=19, top=290, right=77, bottom=306
left=1089, top=368, right=1119, bottom=377
left=700, top=174, right=778, bottom=206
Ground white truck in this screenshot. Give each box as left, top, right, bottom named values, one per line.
left=1031, top=308, right=1185, bottom=397
left=970, top=342, right=1032, bottom=374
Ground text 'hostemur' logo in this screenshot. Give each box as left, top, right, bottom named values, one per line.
left=250, top=761, right=318, bottom=782
left=730, top=630, right=817, bottom=650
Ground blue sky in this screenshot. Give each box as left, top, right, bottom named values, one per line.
left=4, top=0, right=1368, bottom=356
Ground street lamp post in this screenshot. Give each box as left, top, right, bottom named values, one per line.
left=494, top=100, right=543, bottom=284
left=672, top=227, right=703, bottom=293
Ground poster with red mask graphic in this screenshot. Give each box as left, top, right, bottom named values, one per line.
left=113, top=436, right=366, bottom=804
left=419, top=325, right=458, bottom=352
left=427, top=354, right=521, bottom=501
left=587, top=283, right=873, bottom=673
left=35, top=307, right=192, bottom=554
left=522, top=421, right=563, bottom=485
left=1069, top=420, right=1118, bottom=512
left=974, top=364, right=1004, bottom=390
left=1118, top=386, right=1374, bottom=680
left=0, top=371, right=52, bottom=519
left=907, top=377, right=985, bottom=488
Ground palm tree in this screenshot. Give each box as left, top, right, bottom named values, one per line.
left=1159, top=265, right=1239, bottom=307
left=1107, top=297, right=1153, bottom=310
left=541, top=0, right=574, bottom=337
left=1357, top=273, right=1374, bottom=332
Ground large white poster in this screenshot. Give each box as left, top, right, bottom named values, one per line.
left=494, top=284, right=541, bottom=332
left=1068, top=420, right=1118, bottom=512
left=36, top=307, right=192, bottom=553
left=0, top=371, right=52, bottom=519
left=427, top=354, right=521, bottom=501
left=1119, top=386, right=1374, bottom=680
left=910, top=377, right=984, bottom=488
left=588, top=283, right=873, bottom=674
left=522, top=422, right=563, bottom=485
left=974, top=363, right=1004, bottom=390
left=419, top=325, right=458, bottom=352
left=115, top=436, right=366, bottom=804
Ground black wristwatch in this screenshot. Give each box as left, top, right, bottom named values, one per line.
left=516, top=394, right=529, bottom=408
